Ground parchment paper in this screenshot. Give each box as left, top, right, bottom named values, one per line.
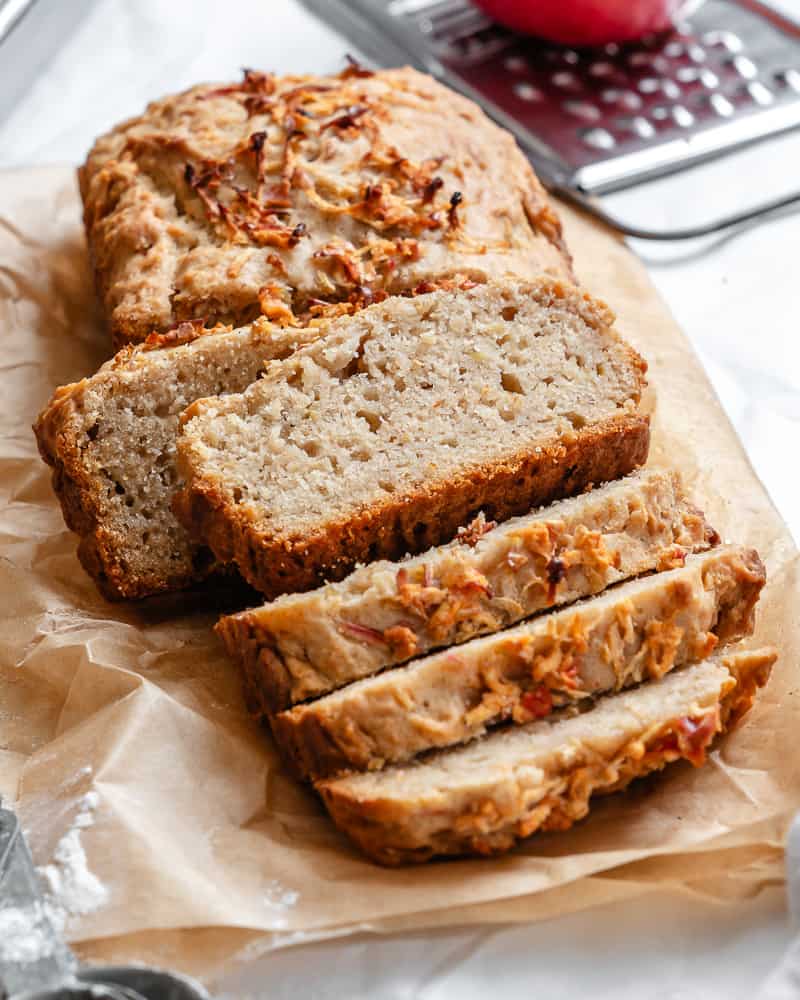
left=1, top=166, right=798, bottom=983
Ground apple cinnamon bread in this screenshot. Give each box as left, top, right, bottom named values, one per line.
left=34, top=320, right=317, bottom=599
left=318, top=647, right=775, bottom=864
left=272, top=545, right=765, bottom=780
left=219, top=468, right=718, bottom=712
left=80, top=65, right=572, bottom=349
left=175, top=278, right=650, bottom=598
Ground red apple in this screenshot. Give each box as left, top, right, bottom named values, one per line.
left=473, top=0, right=693, bottom=45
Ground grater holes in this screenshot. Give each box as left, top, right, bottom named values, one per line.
left=504, top=55, right=526, bottom=73
left=552, top=71, right=580, bottom=90
left=676, top=68, right=719, bottom=89
left=587, top=61, right=615, bottom=78
left=513, top=81, right=542, bottom=102
left=579, top=127, right=615, bottom=151
left=745, top=81, right=774, bottom=106
left=563, top=100, right=601, bottom=122
left=601, top=88, right=643, bottom=110
left=638, top=77, right=661, bottom=94
left=672, top=105, right=695, bottom=128
left=729, top=55, right=758, bottom=79
left=629, top=52, right=654, bottom=69
left=615, top=116, right=655, bottom=139
left=419, top=0, right=800, bottom=187
left=709, top=93, right=735, bottom=117
left=774, top=69, right=800, bottom=92
left=702, top=30, right=743, bottom=53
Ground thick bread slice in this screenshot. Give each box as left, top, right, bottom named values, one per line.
left=175, top=279, right=650, bottom=597
left=272, top=545, right=764, bottom=780
left=81, top=65, right=571, bottom=349
left=318, top=647, right=776, bottom=864
left=34, top=320, right=317, bottom=600
left=220, top=469, right=718, bottom=711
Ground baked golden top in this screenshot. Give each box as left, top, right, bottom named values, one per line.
left=81, top=64, right=572, bottom=347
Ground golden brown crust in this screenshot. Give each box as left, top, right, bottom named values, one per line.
left=217, top=469, right=719, bottom=714
left=323, top=714, right=705, bottom=865
left=175, top=414, right=650, bottom=599
left=270, top=546, right=765, bottom=781
left=33, top=320, right=311, bottom=600
left=33, top=342, right=223, bottom=600
left=173, top=277, right=647, bottom=601
left=34, top=281, right=499, bottom=601
left=80, top=66, right=573, bottom=349
left=318, top=649, right=775, bottom=864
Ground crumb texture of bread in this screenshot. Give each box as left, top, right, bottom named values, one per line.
left=218, top=468, right=719, bottom=711
left=271, top=545, right=765, bottom=780
left=80, top=65, right=572, bottom=348
left=176, top=278, right=650, bottom=597
left=317, top=648, right=776, bottom=864
left=33, top=320, right=316, bottom=600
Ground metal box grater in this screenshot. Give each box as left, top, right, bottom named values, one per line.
left=301, top=0, right=800, bottom=236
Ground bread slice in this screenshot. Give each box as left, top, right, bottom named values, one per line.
left=318, top=647, right=776, bottom=864
left=175, top=279, right=650, bottom=598
left=34, top=320, right=317, bottom=600
left=219, top=469, right=718, bottom=712
left=80, top=65, right=571, bottom=348
left=272, top=545, right=764, bottom=780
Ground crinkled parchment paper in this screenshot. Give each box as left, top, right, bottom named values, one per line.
left=1, top=166, right=798, bottom=982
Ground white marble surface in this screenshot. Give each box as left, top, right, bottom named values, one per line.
left=1, top=1, right=798, bottom=996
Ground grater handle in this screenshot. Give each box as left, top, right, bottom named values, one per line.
left=549, top=177, right=800, bottom=240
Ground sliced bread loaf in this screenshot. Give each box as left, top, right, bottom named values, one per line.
left=34, top=320, right=317, bottom=599
left=176, top=278, right=650, bottom=598
left=318, top=647, right=776, bottom=864
left=271, top=545, right=764, bottom=780
left=219, top=468, right=718, bottom=711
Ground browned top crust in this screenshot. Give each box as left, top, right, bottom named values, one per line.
left=80, top=64, right=573, bottom=348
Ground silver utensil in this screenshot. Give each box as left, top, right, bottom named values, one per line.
left=0, top=806, right=211, bottom=1000
left=301, top=0, right=800, bottom=238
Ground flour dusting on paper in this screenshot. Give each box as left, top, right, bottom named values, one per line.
left=0, top=903, right=59, bottom=963
left=0, top=771, right=107, bottom=965
left=39, top=788, right=108, bottom=921
left=262, top=879, right=300, bottom=928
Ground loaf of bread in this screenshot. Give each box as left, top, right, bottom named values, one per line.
left=219, top=468, right=718, bottom=712
left=80, top=65, right=571, bottom=348
left=318, top=648, right=775, bottom=864
left=34, top=320, right=317, bottom=599
left=175, top=279, right=650, bottom=598
left=272, top=545, right=764, bottom=780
